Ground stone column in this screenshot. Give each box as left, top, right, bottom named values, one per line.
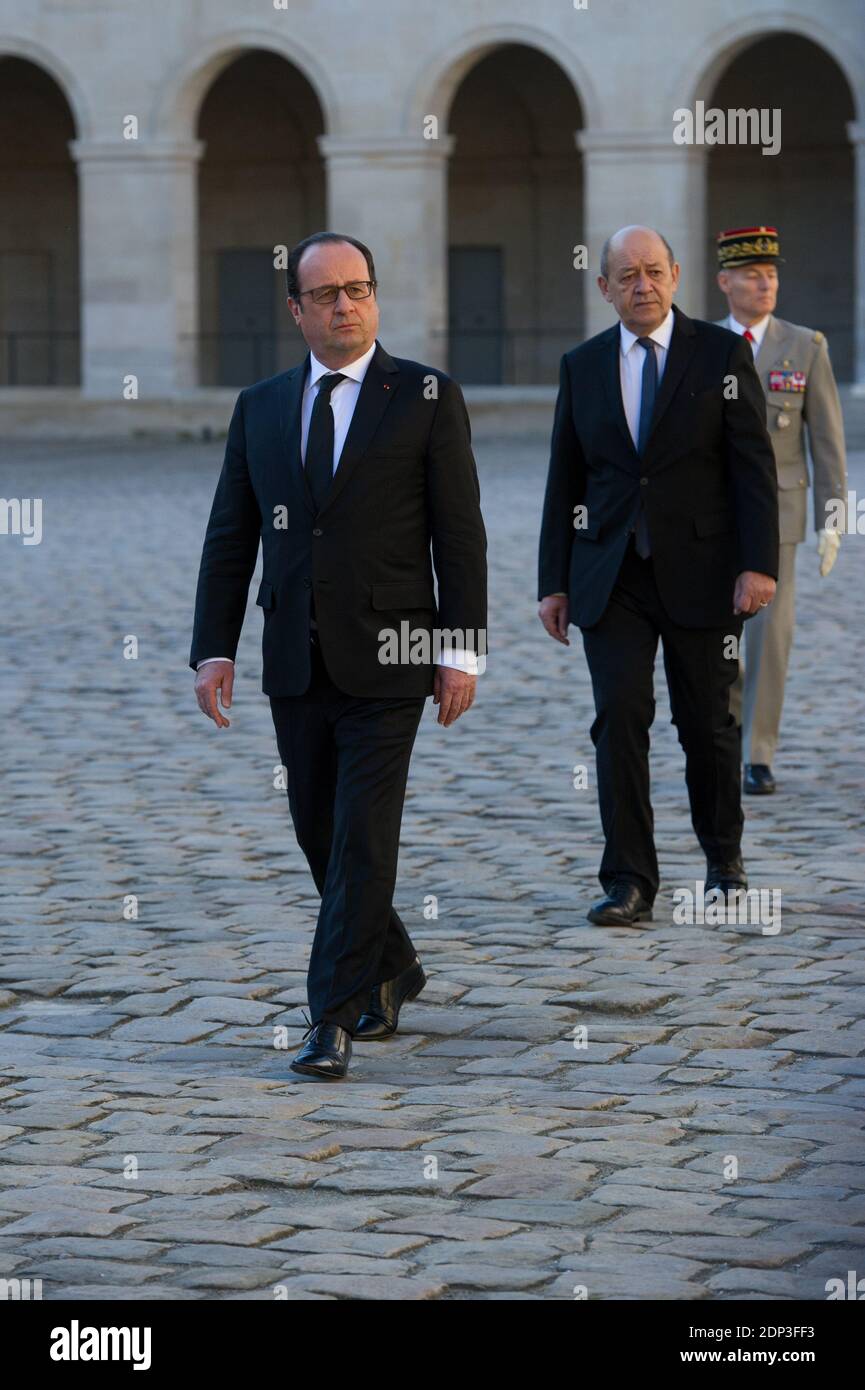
left=576, top=129, right=707, bottom=339
left=847, top=122, right=865, bottom=388
left=69, top=139, right=204, bottom=397
left=319, top=135, right=454, bottom=368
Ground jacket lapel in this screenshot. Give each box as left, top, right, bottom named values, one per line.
left=644, top=304, right=697, bottom=448
left=279, top=354, right=315, bottom=516
left=756, top=315, right=792, bottom=375
left=319, top=341, right=400, bottom=514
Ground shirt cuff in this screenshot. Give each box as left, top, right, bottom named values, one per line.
left=436, top=648, right=481, bottom=676
left=196, top=657, right=234, bottom=669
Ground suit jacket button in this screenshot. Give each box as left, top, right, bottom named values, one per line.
left=312, top=527, right=323, bottom=537
left=640, top=477, right=649, bottom=486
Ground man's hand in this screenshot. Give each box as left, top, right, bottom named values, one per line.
left=195, top=659, right=234, bottom=728
left=433, top=667, right=476, bottom=727
left=733, top=571, right=776, bottom=616
left=538, top=594, right=570, bottom=644
left=818, top=527, right=840, bottom=578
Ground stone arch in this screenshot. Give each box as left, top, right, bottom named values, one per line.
left=152, top=28, right=340, bottom=144
left=0, top=48, right=82, bottom=384
left=0, top=33, right=91, bottom=139
left=404, top=22, right=601, bottom=136
left=190, top=48, right=327, bottom=385
left=681, top=17, right=859, bottom=378
left=668, top=9, right=864, bottom=121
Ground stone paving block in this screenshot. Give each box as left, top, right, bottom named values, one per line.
left=558, top=988, right=683, bottom=1014
left=0, top=1210, right=143, bottom=1238
left=545, top=1271, right=708, bottom=1299
left=313, top=1154, right=476, bottom=1197
left=373, top=1214, right=525, bottom=1240
left=608, top=1211, right=770, bottom=1236
left=33, top=1259, right=167, bottom=1287
left=171, top=1267, right=286, bottom=1290
left=461, top=1164, right=597, bottom=1201
left=705, top=1268, right=807, bottom=1297
left=108, top=1017, right=225, bottom=1044
left=274, top=1274, right=446, bottom=1299
left=653, top=1236, right=813, bottom=1267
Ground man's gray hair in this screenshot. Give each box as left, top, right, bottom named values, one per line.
left=600, top=228, right=675, bottom=279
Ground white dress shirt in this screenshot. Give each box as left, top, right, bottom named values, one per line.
left=301, top=341, right=377, bottom=468
left=619, top=307, right=674, bottom=447
left=198, top=341, right=478, bottom=675
left=726, top=312, right=770, bottom=356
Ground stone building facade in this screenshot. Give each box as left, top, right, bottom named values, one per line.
left=0, top=0, right=863, bottom=401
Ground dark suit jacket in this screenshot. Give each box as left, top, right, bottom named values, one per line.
left=538, top=305, right=779, bottom=629
left=189, top=341, right=487, bottom=698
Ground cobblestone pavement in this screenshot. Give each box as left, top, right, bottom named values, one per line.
left=2, top=437, right=864, bottom=1301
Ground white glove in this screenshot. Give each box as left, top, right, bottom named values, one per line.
left=817, top=527, right=840, bottom=578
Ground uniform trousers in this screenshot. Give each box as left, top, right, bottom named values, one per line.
left=729, top=541, right=797, bottom=765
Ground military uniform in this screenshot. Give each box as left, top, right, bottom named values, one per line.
left=715, top=227, right=846, bottom=774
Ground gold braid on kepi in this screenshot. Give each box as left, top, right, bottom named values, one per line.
left=716, top=225, right=784, bottom=268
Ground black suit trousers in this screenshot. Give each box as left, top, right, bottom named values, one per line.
left=269, top=638, right=425, bottom=1033
left=581, top=539, right=744, bottom=899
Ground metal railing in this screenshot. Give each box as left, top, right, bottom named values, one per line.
left=190, top=332, right=307, bottom=387
left=0, top=332, right=80, bottom=386
left=192, top=328, right=579, bottom=388
left=0, top=328, right=580, bottom=390
left=436, top=327, right=580, bottom=386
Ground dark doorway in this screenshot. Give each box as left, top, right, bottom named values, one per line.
left=448, top=246, right=503, bottom=385
left=217, top=248, right=276, bottom=385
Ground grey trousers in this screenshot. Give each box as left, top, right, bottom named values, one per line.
left=729, top=541, right=797, bottom=766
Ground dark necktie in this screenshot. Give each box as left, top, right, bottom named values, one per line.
left=743, top=327, right=755, bottom=353
left=305, top=372, right=346, bottom=511
left=634, top=337, right=658, bottom=558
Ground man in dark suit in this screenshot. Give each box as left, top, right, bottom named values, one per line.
left=191, top=232, right=487, bottom=1077
left=538, top=225, right=778, bottom=926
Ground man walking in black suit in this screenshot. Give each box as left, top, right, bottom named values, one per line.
left=538, top=225, right=778, bottom=926
left=191, top=233, right=487, bottom=1076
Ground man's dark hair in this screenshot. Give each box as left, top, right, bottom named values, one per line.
left=285, top=232, right=377, bottom=301
left=600, top=228, right=675, bottom=280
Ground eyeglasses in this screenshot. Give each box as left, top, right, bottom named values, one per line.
left=297, top=280, right=377, bottom=306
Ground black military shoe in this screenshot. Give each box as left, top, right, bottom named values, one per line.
left=354, top=957, right=427, bottom=1040
left=705, top=855, right=748, bottom=897
left=588, top=880, right=653, bottom=926
left=290, top=1021, right=352, bottom=1079
left=744, top=764, right=776, bottom=795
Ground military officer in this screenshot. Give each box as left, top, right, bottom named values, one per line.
left=716, top=226, right=847, bottom=794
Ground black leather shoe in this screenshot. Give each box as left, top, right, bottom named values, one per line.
left=354, top=957, right=427, bottom=1040
left=587, top=880, right=653, bottom=926
left=290, top=1021, right=352, bottom=1079
left=744, top=764, right=776, bottom=795
left=705, top=855, right=748, bottom=896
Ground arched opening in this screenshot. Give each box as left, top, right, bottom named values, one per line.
left=446, top=44, right=584, bottom=385
left=196, top=50, right=325, bottom=386
left=704, top=34, right=855, bottom=379
left=0, top=57, right=79, bottom=385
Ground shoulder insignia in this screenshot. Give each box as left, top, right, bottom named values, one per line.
left=813, top=330, right=825, bottom=344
